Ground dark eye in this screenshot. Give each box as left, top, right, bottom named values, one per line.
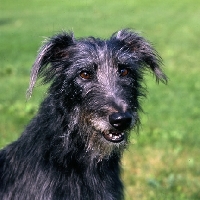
left=119, top=68, right=129, bottom=77
left=80, top=71, right=92, bottom=80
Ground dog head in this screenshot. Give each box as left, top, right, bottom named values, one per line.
left=27, top=29, right=167, bottom=158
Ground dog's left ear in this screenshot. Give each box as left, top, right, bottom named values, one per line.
left=27, top=32, right=75, bottom=98
left=113, top=29, right=167, bottom=83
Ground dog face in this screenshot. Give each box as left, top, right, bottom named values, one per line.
left=27, top=29, right=167, bottom=158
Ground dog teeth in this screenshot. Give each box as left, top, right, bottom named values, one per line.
left=103, top=131, right=125, bottom=143
left=108, top=133, right=123, bottom=139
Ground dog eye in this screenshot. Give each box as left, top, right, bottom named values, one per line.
left=80, top=71, right=92, bottom=80
left=119, top=68, right=129, bottom=77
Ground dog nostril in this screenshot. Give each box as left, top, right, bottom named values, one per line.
left=109, top=112, right=132, bottom=131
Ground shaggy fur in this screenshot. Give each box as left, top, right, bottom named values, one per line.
left=0, top=29, right=167, bottom=200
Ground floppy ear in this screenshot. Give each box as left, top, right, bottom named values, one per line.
left=114, top=29, right=167, bottom=83
left=27, top=32, right=75, bottom=98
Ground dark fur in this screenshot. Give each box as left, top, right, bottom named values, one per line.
left=0, top=29, right=167, bottom=200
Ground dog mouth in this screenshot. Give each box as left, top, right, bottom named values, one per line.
left=103, top=131, right=125, bottom=143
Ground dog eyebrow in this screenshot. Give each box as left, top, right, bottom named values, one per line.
left=72, top=58, right=97, bottom=68
left=115, top=55, right=139, bottom=69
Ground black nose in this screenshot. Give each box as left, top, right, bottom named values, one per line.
left=109, top=112, right=132, bottom=131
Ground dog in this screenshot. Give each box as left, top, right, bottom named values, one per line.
left=0, top=29, right=167, bottom=200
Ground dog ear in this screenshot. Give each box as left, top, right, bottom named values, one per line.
left=27, top=32, right=75, bottom=98
left=114, top=29, right=167, bottom=83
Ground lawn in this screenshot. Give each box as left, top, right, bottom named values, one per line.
left=0, top=0, right=200, bottom=199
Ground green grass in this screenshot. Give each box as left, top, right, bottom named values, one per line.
left=0, top=0, right=200, bottom=199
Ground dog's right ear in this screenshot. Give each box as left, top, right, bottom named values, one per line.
left=27, top=32, right=75, bottom=98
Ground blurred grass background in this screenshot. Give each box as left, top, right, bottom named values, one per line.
left=0, top=0, right=200, bottom=199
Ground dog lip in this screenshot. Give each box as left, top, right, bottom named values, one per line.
left=103, top=131, right=125, bottom=143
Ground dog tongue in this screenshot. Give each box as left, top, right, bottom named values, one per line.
left=103, top=132, right=124, bottom=143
